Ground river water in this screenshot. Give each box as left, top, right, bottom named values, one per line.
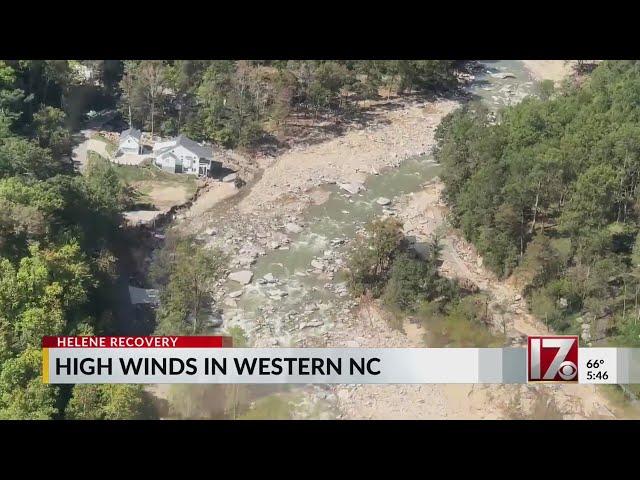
left=226, top=60, right=535, bottom=348
left=470, top=60, right=535, bottom=109
left=165, top=61, right=537, bottom=418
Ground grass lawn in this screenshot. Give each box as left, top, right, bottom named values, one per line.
left=86, top=152, right=199, bottom=210
left=112, top=161, right=196, bottom=190
left=117, top=163, right=198, bottom=210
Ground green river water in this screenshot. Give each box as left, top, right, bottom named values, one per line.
left=175, top=60, right=537, bottom=418
left=231, top=60, right=535, bottom=340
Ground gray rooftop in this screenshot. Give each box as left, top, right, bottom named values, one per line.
left=155, top=134, right=213, bottom=160
left=119, top=128, right=142, bottom=143
left=155, top=135, right=213, bottom=160
left=176, top=134, right=214, bottom=159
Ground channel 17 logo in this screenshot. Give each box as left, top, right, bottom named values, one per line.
left=527, top=336, right=579, bottom=382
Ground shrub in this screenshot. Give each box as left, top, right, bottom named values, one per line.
left=418, top=295, right=505, bottom=347
left=382, top=251, right=458, bottom=312
left=347, top=218, right=404, bottom=297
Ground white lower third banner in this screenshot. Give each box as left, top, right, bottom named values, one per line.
left=41, top=336, right=640, bottom=385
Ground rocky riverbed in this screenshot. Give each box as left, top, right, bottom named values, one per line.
left=159, top=61, right=630, bottom=419
left=172, top=96, right=458, bottom=354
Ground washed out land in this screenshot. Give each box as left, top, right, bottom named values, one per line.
left=1, top=59, right=638, bottom=420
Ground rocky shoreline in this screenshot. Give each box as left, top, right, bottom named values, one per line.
left=170, top=98, right=458, bottom=349
left=163, top=63, right=624, bottom=420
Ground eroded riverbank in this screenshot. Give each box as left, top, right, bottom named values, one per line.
left=153, top=60, right=632, bottom=419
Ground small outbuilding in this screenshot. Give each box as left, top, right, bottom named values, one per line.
left=118, top=128, right=142, bottom=155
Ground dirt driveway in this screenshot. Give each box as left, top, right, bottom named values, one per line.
left=71, top=130, right=94, bottom=172
left=72, top=132, right=115, bottom=171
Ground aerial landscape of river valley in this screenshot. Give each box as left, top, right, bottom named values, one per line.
left=141, top=60, right=638, bottom=420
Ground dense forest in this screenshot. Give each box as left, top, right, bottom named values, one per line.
left=0, top=59, right=463, bottom=419
left=435, top=60, right=640, bottom=347
left=116, top=60, right=462, bottom=148
left=4, top=60, right=463, bottom=149
left=8, top=58, right=640, bottom=416
left=0, top=60, right=151, bottom=419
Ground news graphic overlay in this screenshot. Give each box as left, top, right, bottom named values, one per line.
left=528, top=336, right=579, bottom=382
left=41, top=336, right=233, bottom=384
left=42, top=336, right=640, bottom=385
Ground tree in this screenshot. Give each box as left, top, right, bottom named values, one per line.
left=560, top=164, right=619, bottom=235
left=83, top=154, right=133, bottom=214
left=536, top=79, right=555, bottom=100
left=515, top=234, right=564, bottom=289
left=40, top=60, right=73, bottom=108
left=382, top=249, right=456, bottom=312
left=348, top=218, right=405, bottom=297
left=119, top=61, right=138, bottom=128
left=154, top=237, right=227, bottom=334
left=226, top=61, right=262, bottom=147
left=66, top=384, right=153, bottom=420
left=306, top=61, right=350, bottom=118
left=137, top=61, right=166, bottom=139
left=0, top=61, right=25, bottom=127
left=0, top=136, right=70, bottom=179
left=270, top=70, right=296, bottom=135
left=32, top=106, right=71, bottom=158
left=0, top=348, right=58, bottom=419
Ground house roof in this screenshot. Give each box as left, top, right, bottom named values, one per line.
left=119, top=128, right=142, bottom=144
left=155, top=134, right=213, bottom=159
left=175, top=134, right=213, bottom=160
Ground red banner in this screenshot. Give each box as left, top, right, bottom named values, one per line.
left=42, top=336, right=233, bottom=348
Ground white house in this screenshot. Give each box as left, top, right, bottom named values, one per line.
left=153, top=134, right=221, bottom=176
left=118, top=128, right=142, bottom=155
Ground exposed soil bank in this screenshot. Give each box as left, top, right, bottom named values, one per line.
left=522, top=60, right=576, bottom=84
left=162, top=62, right=633, bottom=419
left=238, top=99, right=458, bottom=215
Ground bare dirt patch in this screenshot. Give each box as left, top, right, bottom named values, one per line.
left=522, top=60, right=576, bottom=84
left=185, top=182, right=239, bottom=218
left=326, top=303, right=504, bottom=419
left=134, top=182, right=192, bottom=211
left=86, top=138, right=113, bottom=159
left=238, top=98, right=458, bottom=214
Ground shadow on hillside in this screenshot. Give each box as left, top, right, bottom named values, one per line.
left=210, top=165, right=236, bottom=180
left=253, top=91, right=459, bottom=157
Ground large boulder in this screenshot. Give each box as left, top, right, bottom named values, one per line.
left=285, top=223, right=303, bottom=234
left=222, top=173, right=237, bottom=182
left=223, top=297, right=237, bottom=308
left=205, top=313, right=224, bottom=328
left=376, top=197, right=391, bottom=206
left=338, top=182, right=365, bottom=195
left=228, top=270, right=253, bottom=285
